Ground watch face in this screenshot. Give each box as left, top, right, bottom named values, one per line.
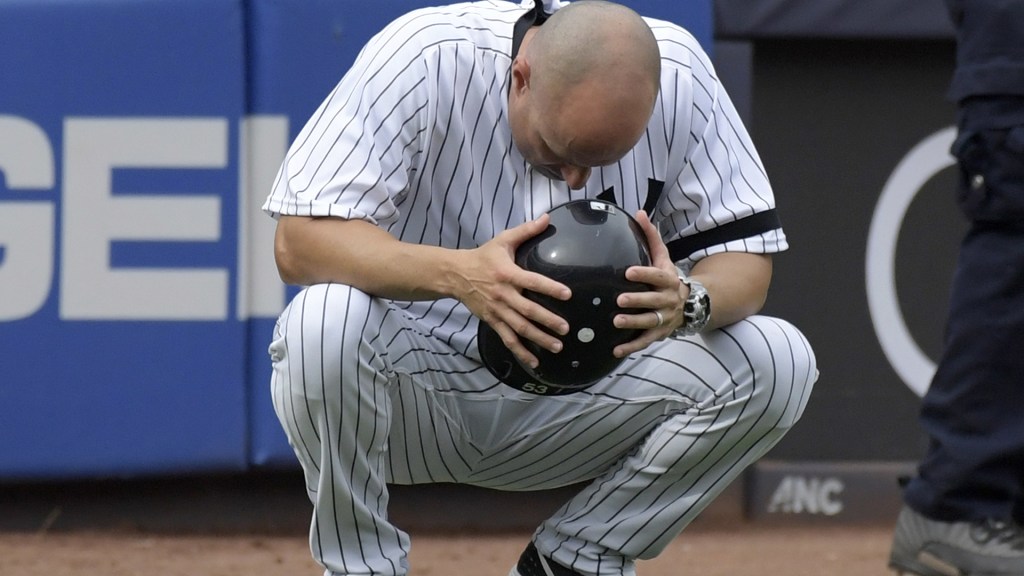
left=680, top=277, right=710, bottom=335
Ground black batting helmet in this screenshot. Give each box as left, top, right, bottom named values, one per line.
left=478, top=199, right=652, bottom=395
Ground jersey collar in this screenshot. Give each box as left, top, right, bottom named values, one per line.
left=511, top=0, right=549, bottom=60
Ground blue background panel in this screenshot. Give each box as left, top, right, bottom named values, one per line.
left=0, top=0, right=248, bottom=479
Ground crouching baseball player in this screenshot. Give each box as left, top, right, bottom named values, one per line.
left=262, top=1, right=819, bottom=574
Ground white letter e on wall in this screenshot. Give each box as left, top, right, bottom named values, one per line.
left=61, top=118, right=229, bottom=320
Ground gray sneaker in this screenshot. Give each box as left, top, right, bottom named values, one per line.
left=889, top=505, right=1024, bottom=575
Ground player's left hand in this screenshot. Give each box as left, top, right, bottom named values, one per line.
left=611, top=210, right=687, bottom=357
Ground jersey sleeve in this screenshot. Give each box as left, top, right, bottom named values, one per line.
left=261, top=10, right=434, bottom=226
left=650, top=23, right=788, bottom=268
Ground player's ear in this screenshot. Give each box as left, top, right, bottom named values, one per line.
left=511, top=56, right=532, bottom=97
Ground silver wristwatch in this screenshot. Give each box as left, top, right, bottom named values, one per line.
left=675, top=273, right=711, bottom=337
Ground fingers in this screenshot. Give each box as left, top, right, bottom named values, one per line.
left=518, top=269, right=572, bottom=303
left=633, top=209, right=673, bottom=267
left=609, top=212, right=685, bottom=357
left=500, top=213, right=550, bottom=248
left=481, top=287, right=570, bottom=368
left=614, top=330, right=663, bottom=358
left=619, top=259, right=683, bottom=318
left=623, top=209, right=678, bottom=298
left=477, top=292, right=567, bottom=367
left=611, top=289, right=682, bottom=358
left=472, top=217, right=572, bottom=366
left=489, top=314, right=562, bottom=369
left=613, top=305, right=669, bottom=328
left=653, top=309, right=665, bottom=328
left=488, top=319, right=542, bottom=369
left=497, top=214, right=572, bottom=302
left=613, top=307, right=676, bottom=358
left=623, top=264, right=676, bottom=290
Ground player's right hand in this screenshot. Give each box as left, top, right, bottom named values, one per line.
left=454, top=215, right=571, bottom=369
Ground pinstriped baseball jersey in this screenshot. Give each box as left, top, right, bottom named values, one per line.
left=262, top=0, right=785, bottom=352
left=264, top=2, right=817, bottom=575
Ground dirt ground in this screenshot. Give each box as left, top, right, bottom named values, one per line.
left=0, top=474, right=903, bottom=575
left=0, top=524, right=898, bottom=576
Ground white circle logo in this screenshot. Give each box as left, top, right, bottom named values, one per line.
left=865, top=126, right=956, bottom=397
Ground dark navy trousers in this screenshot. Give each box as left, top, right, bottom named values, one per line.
left=904, top=119, right=1024, bottom=524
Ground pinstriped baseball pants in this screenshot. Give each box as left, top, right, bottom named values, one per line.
left=269, top=283, right=818, bottom=576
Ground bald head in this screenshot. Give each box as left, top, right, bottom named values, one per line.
left=508, top=1, right=662, bottom=187
left=525, top=1, right=661, bottom=100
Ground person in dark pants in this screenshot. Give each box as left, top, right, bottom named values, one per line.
left=888, top=1, right=1024, bottom=574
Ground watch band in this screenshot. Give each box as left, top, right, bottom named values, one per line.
left=675, top=273, right=711, bottom=336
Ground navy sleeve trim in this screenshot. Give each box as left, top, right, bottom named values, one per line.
left=667, top=209, right=782, bottom=261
